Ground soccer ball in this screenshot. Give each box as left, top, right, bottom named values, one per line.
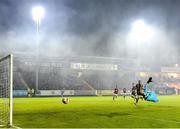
left=62, top=97, right=69, bottom=104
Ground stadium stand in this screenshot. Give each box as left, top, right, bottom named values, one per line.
left=10, top=55, right=179, bottom=95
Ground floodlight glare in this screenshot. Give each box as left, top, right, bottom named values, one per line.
left=32, top=6, right=45, bottom=24
left=131, top=19, right=154, bottom=42
left=132, top=20, right=145, bottom=31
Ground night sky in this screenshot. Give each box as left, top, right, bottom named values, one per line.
left=0, top=0, right=180, bottom=64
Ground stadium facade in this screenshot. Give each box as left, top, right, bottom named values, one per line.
left=1, top=53, right=180, bottom=96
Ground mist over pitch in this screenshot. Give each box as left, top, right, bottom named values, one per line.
left=0, top=0, right=179, bottom=69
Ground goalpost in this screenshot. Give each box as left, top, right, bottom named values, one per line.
left=0, top=54, right=13, bottom=127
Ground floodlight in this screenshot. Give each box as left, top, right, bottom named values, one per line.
left=131, top=19, right=154, bottom=42
left=32, top=6, right=45, bottom=24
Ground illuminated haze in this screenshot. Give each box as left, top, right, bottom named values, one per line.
left=0, top=0, right=180, bottom=69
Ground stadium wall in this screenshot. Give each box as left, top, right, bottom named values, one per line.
left=13, top=89, right=178, bottom=97
left=13, top=90, right=27, bottom=97
left=39, top=90, right=74, bottom=96
left=74, top=90, right=97, bottom=96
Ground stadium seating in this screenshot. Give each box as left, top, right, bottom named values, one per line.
left=12, top=58, right=178, bottom=95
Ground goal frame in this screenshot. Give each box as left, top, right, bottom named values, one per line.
left=0, top=54, right=13, bottom=127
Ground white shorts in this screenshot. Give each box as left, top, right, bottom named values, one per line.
left=121, top=93, right=127, bottom=96
left=113, top=93, right=118, bottom=96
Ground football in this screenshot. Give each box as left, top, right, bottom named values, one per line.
left=62, top=97, right=69, bottom=104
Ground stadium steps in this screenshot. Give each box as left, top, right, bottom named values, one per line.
left=73, top=75, right=95, bottom=90
left=63, top=74, right=94, bottom=90
left=79, top=78, right=95, bottom=90
left=17, top=72, right=30, bottom=89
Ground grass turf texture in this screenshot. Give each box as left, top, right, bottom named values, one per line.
left=13, top=96, right=180, bottom=128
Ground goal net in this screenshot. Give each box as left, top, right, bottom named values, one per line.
left=0, top=54, right=13, bottom=127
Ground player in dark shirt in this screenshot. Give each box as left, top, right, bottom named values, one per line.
left=122, top=88, right=127, bottom=99
left=131, top=83, right=137, bottom=96
left=136, top=80, right=145, bottom=98
left=113, top=85, right=119, bottom=101
left=133, top=80, right=145, bottom=105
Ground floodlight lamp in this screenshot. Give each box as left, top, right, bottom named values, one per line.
left=32, top=6, right=45, bottom=24
left=131, top=19, right=154, bottom=41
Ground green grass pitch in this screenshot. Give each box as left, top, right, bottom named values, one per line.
left=13, top=96, right=180, bottom=128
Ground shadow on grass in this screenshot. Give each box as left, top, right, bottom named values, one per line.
left=96, top=112, right=131, bottom=118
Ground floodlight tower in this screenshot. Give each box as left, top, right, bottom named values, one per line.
left=32, top=6, right=45, bottom=94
